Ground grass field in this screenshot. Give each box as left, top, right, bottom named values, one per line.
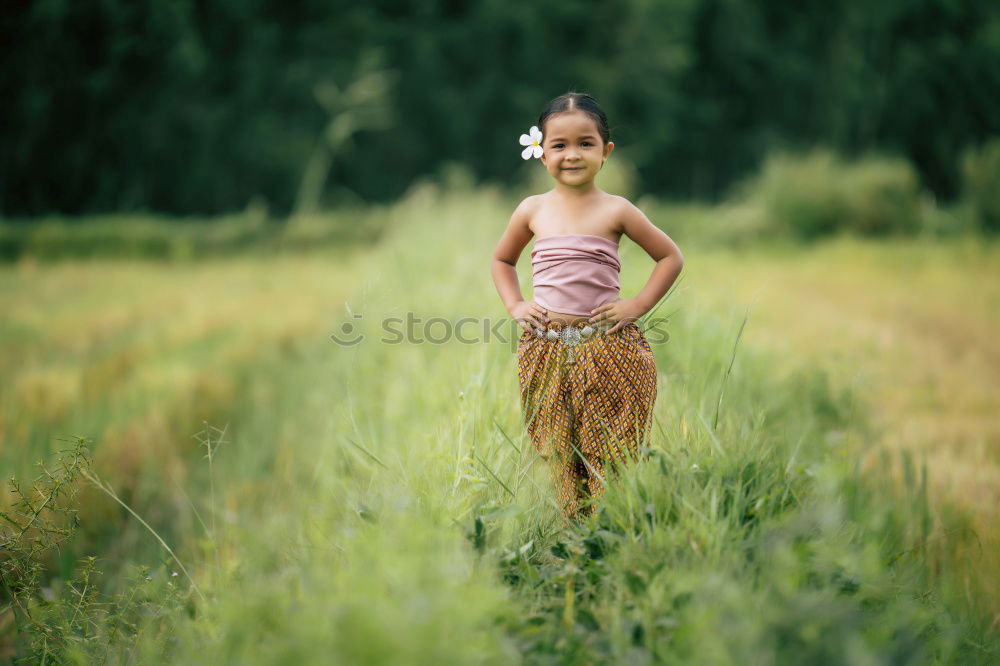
left=2, top=184, right=997, bottom=663
left=683, top=234, right=1000, bottom=629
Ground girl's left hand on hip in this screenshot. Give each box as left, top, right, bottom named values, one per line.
left=589, top=298, right=645, bottom=334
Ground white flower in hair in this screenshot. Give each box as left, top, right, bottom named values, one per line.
left=519, top=126, right=544, bottom=160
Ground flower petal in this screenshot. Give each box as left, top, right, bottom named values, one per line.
left=532, top=145, right=544, bottom=158
left=522, top=145, right=534, bottom=160
left=530, top=126, right=543, bottom=142
left=519, top=133, right=532, bottom=146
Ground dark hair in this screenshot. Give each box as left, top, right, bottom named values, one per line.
left=537, top=91, right=611, bottom=146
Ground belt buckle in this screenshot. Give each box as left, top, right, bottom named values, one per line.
left=560, top=326, right=582, bottom=364
left=559, top=326, right=582, bottom=346
left=547, top=323, right=599, bottom=364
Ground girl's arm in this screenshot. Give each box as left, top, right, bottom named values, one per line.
left=624, top=203, right=684, bottom=314
left=590, top=201, right=684, bottom=332
left=492, top=197, right=549, bottom=331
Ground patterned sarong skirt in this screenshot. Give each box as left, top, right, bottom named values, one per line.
left=516, top=320, right=658, bottom=522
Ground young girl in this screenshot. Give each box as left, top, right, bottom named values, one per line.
left=491, top=92, right=685, bottom=523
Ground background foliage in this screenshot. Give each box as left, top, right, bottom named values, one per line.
left=2, top=0, right=999, bottom=216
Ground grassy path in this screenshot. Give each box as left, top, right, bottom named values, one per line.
left=2, top=188, right=997, bottom=662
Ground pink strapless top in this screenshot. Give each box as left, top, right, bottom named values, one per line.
left=530, top=234, right=621, bottom=316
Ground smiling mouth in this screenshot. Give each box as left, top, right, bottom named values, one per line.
left=563, top=167, right=584, bottom=171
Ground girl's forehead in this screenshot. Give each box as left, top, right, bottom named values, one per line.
left=544, top=111, right=600, bottom=137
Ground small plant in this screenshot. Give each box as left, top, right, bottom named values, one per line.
left=0, top=430, right=220, bottom=663
left=1, top=436, right=91, bottom=653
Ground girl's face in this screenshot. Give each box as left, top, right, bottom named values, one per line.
left=539, top=110, right=614, bottom=188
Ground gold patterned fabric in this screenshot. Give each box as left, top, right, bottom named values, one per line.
left=516, top=320, right=658, bottom=522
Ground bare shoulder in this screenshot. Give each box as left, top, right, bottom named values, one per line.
left=494, top=195, right=542, bottom=264
left=606, top=194, right=647, bottom=234
left=516, top=192, right=545, bottom=216
left=516, top=193, right=547, bottom=232
left=610, top=194, right=682, bottom=263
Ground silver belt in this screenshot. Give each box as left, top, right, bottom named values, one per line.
left=532, top=324, right=606, bottom=364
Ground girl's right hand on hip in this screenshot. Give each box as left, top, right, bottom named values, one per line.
left=509, top=301, right=549, bottom=333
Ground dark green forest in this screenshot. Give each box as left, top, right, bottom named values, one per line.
left=2, top=0, right=998, bottom=216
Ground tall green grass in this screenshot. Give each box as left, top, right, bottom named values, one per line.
left=2, top=184, right=996, bottom=663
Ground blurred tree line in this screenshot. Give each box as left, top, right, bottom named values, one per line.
left=1, top=0, right=998, bottom=217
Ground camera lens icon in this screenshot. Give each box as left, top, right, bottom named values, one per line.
left=330, top=313, right=365, bottom=347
